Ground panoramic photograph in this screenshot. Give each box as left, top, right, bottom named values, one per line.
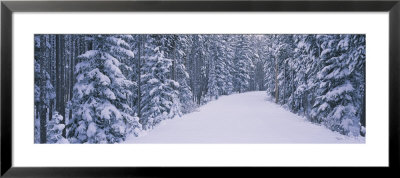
left=34, top=34, right=366, bottom=144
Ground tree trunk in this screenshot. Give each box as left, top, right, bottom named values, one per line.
left=171, top=37, right=176, bottom=81
left=36, top=106, right=39, bottom=119
left=68, top=36, right=76, bottom=127
left=274, top=58, right=279, bottom=104
left=49, top=36, right=55, bottom=121
left=361, top=94, right=366, bottom=126
left=60, top=35, right=66, bottom=137
left=45, top=35, right=53, bottom=121
left=39, top=35, right=47, bottom=143
left=283, top=66, right=286, bottom=104
left=56, top=35, right=66, bottom=137
left=360, top=67, right=366, bottom=136
left=56, top=35, right=60, bottom=114
left=137, top=35, right=142, bottom=118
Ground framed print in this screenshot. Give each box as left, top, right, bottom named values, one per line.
left=1, top=0, right=400, bottom=177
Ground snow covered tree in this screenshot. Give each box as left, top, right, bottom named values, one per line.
left=232, top=35, right=252, bottom=93
left=348, top=35, right=366, bottom=136
left=34, top=35, right=56, bottom=143
left=175, top=35, right=196, bottom=114
left=47, top=112, right=69, bottom=143
left=140, top=35, right=181, bottom=130
left=176, top=62, right=196, bottom=114
left=205, top=35, right=220, bottom=100
left=68, top=35, right=141, bottom=143
left=289, top=35, right=320, bottom=116
left=267, top=35, right=295, bottom=104
left=264, top=36, right=277, bottom=98
left=110, top=35, right=139, bottom=116
left=34, top=59, right=55, bottom=143
left=311, top=35, right=361, bottom=136
left=261, top=34, right=365, bottom=136
left=219, top=35, right=235, bottom=95
left=186, top=35, right=207, bottom=105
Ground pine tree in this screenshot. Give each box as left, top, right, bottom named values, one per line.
left=311, top=35, right=360, bottom=135
left=35, top=35, right=56, bottom=143
left=205, top=35, right=220, bottom=100
left=47, top=112, right=69, bottom=143
left=232, top=35, right=251, bottom=93
left=140, top=35, right=181, bottom=130
left=290, top=35, right=320, bottom=117
left=68, top=35, right=140, bottom=143
left=264, top=35, right=277, bottom=99
left=34, top=58, right=55, bottom=143
left=176, top=62, right=195, bottom=114
left=175, top=35, right=196, bottom=114
left=220, top=35, right=235, bottom=95
left=348, top=35, right=366, bottom=136
left=252, top=35, right=268, bottom=91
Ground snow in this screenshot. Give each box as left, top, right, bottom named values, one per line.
left=148, top=78, right=159, bottom=84
left=324, top=82, right=354, bottom=99
left=320, top=48, right=332, bottom=59
left=87, top=123, right=97, bottom=138
left=83, top=109, right=93, bottom=122
left=318, top=102, right=330, bottom=112
left=100, top=103, right=121, bottom=120
left=125, top=91, right=364, bottom=143
left=79, top=50, right=99, bottom=59
left=107, top=36, right=130, bottom=49
left=87, top=68, right=111, bottom=86
left=110, top=46, right=135, bottom=58
left=361, top=126, right=366, bottom=135
left=103, top=88, right=116, bottom=100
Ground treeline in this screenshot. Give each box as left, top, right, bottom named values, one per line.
left=34, top=34, right=365, bottom=144
left=264, top=35, right=365, bottom=136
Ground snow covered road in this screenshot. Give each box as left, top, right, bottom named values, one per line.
left=125, top=91, right=365, bottom=143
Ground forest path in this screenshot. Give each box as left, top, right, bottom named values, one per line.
left=125, top=91, right=364, bottom=143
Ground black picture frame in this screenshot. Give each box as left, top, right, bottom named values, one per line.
left=1, top=0, right=399, bottom=177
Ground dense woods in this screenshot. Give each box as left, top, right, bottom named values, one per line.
left=34, top=34, right=365, bottom=143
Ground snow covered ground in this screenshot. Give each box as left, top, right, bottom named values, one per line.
left=125, top=91, right=365, bottom=143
